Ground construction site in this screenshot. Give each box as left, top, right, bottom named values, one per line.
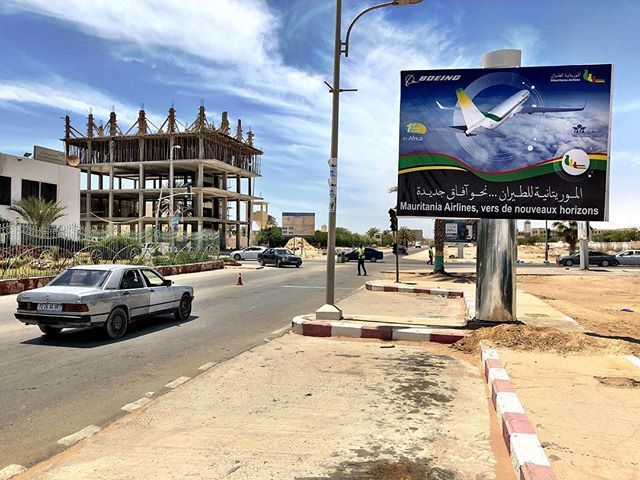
left=63, top=104, right=263, bottom=250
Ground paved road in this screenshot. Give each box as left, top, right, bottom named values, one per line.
left=0, top=259, right=387, bottom=469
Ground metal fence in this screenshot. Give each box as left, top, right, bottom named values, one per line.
left=0, top=222, right=220, bottom=280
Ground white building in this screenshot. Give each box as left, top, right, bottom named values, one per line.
left=0, top=146, right=80, bottom=226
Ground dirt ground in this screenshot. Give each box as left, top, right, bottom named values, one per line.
left=518, top=274, right=640, bottom=340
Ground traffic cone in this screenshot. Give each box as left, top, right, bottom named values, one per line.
left=236, top=273, right=243, bottom=286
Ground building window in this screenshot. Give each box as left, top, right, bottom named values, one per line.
left=21, top=180, right=57, bottom=202
left=41, top=182, right=57, bottom=203
left=22, top=180, right=39, bottom=200
left=0, top=176, right=10, bottom=205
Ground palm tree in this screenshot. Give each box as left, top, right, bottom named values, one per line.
left=433, top=218, right=446, bottom=273
left=9, top=197, right=66, bottom=229
left=397, top=227, right=415, bottom=247
left=267, top=215, right=278, bottom=228
left=553, top=221, right=578, bottom=253
left=366, top=227, right=380, bottom=239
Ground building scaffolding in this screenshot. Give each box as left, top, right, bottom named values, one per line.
left=64, top=105, right=263, bottom=250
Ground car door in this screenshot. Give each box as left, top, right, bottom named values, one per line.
left=245, top=247, right=259, bottom=260
left=118, top=269, right=150, bottom=319
left=263, top=249, right=275, bottom=264
left=142, top=269, right=175, bottom=316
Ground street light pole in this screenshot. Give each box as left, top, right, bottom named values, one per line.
left=169, top=144, right=181, bottom=251
left=317, top=0, right=422, bottom=321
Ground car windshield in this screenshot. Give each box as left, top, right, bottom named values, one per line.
left=49, top=269, right=110, bottom=288
left=275, top=249, right=293, bottom=255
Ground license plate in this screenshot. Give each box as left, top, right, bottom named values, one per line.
left=37, top=303, right=62, bottom=313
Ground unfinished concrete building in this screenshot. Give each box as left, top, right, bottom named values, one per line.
left=63, top=105, right=262, bottom=250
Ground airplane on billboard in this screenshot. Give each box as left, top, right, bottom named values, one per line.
left=436, top=88, right=585, bottom=137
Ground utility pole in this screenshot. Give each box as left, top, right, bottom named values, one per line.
left=579, top=221, right=589, bottom=270
left=544, top=220, right=550, bottom=263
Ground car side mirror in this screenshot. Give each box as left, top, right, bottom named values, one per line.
left=163, top=279, right=173, bottom=287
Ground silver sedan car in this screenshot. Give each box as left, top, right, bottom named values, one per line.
left=15, top=265, right=194, bottom=339
left=616, top=250, right=640, bottom=265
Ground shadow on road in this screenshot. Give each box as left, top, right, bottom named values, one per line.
left=20, top=315, right=199, bottom=348
left=584, top=331, right=640, bottom=346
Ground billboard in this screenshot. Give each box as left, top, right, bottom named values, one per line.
left=445, top=220, right=477, bottom=243
left=397, top=64, right=612, bottom=221
left=282, top=212, right=315, bottom=237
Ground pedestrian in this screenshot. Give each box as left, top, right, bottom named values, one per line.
left=428, top=246, right=434, bottom=265
left=356, top=244, right=367, bottom=276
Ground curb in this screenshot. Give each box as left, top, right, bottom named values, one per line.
left=365, top=281, right=464, bottom=298
left=480, top=344, right=556, bottom=480
left=365, top=281, right=475, bottom=321
left=291, top=316, right=468, bottom=344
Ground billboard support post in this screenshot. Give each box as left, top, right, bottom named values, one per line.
left=475, top=49, right=520, bottom=323
left=579, top=221, right=589, bottom=270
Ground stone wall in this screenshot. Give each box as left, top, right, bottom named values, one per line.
left=0, top=260, right=225, bottom=296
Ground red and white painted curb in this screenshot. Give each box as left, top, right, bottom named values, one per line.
left=365, top=281, right=464, bottom=298
left=291, top=316, right=468, bottom=344
left=480, top=344, right=556, bottom=480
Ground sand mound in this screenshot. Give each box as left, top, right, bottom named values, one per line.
left=285, top=237, right=322, bottom=258
left=453, top=324, right=635, bottom=356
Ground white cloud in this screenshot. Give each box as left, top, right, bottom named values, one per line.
left=5, top=0, right=279, bottom=68
left=0, top=76, right=144, bottom=125
left=616, top=98, right=640, bottom=113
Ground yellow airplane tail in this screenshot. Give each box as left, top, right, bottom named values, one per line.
left=455, top=88, right=485, bottom=129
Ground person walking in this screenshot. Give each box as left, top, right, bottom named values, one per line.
left=427, top=246, right=434, bottom=265
left=356, top=244, right=367, bottom=276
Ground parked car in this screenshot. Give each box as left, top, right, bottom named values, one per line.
left=398, top=245, right=408, bottom=255
left=615, top=250, right=640, bottom=265
left=229, top=246, right=266, bottom=261
left=258, top=248, right=302, bottom=268
left=344, top=247, right=384, bottom=262
left=557, top=251, right=619, bottom=267
left=15, top=265, right=194, bottom=339
left=414, top=242, right=422, bottom=248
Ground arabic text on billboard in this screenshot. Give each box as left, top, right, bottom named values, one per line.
left=282, top=212, right=315, bottom=237
left=397, top=64, right=612, bottom=221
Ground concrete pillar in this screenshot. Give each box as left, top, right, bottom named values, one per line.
left=220, top=172, right=228, bottom=251
left=85, top=166, right=92, bottom=230
left=475, top=49, right=520, bottom=323
left=236, top=175, right=241, bottom=250
left=138, top=163, right=145, bottom=240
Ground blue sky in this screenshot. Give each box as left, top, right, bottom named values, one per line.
left=0, top=0, right=638, bottom=233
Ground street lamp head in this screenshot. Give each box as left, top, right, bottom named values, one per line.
left=393, top=0, right=423, bottom=4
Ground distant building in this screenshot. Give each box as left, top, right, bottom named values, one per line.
left=0, top=147, right=80, bottom=226
left=320, top=224, right=328, bottom=233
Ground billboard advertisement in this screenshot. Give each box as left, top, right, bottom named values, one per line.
left=397, top=64, right=612, bottom=221
left=445, top=220, right=477, bottom=243
left=282, top=212, right=315, bottom=237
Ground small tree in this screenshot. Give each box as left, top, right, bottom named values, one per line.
left=433, top=218, right=446, bottom=273
left=254, top=227, right=285, bottom=247
left=267, top=215, right=278, bottom=228
left=553, top=221, right=578, bottom=254
left=9, top=197, right=66, bottom=229
left=397, top=227, right=415, bottom=247
left=366, top=227, right=380, bottom=239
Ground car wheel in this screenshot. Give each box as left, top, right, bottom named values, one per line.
left=103, top=307, right=128, bottom=339
left=601, top=259, right=610, bottom=267
left=564, top=259, right=573, bottom=267
left=39, top=325, right=62, bottom=337
left=296, top=263, right=300, bottom=268
left=259, top=259, right=265, bottom=266
left=174, top=294, right=192, bottom=321
left=233, top=254, right=241, bottom=261
left=370, top=257, right=377, bottom=263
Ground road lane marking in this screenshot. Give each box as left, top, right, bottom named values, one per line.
left=281, top=285, right=352, bottom=289
left=121, top=397, right=152, bottom=412
left=198, top=362, right=215, bottom=371
left=270, top=326, right=290, bottom=335
left=165, top=376, right=191, bottom=389
left=0, top=465, right=27, bottom=480
left=57, top=425, right=101, bottom=447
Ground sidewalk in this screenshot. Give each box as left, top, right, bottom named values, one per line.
left=15, top=334, right=505, bottom=480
